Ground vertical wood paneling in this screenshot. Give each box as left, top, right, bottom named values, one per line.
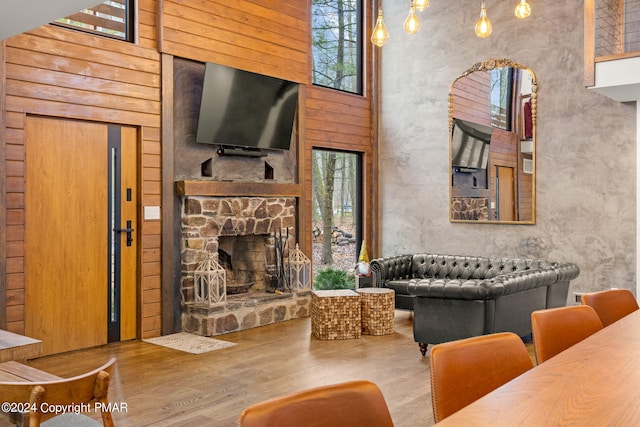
left=3, top=22, right=162, bottom=338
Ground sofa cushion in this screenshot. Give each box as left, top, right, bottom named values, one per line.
left=406, top=266, right=562, bottom=300
left=386, top=280, right=412, bottom=295
left=409, top=254, right=552, bottom=281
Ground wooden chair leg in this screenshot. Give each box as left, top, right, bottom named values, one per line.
left=28, top=385, right=45, bottom=427
left=94, top=371, right=115, bottom=427
left=100, top=410, right=115, bottom=427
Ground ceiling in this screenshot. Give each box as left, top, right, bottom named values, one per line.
left=0, top=0, right=102, bottom=40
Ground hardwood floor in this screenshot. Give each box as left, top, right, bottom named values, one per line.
left=1, top=312, right=536, bottom=427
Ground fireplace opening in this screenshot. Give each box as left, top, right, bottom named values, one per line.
left=218, top=235, right=268, bottom=293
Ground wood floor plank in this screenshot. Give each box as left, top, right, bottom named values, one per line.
left=0, top=312, right=536, bottom=427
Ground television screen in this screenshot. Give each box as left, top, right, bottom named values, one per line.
left=196, top=62, right=299, bottom=151
left=451, top=119, right=493, bottom=169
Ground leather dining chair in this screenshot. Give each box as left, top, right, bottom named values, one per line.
left=531, top=305, right=603, bottom=364
left=237, top=380, right=395, bottom=427
left=581, top=289, right=639, bottom=327
left=429, top=332, right=533, bottom=423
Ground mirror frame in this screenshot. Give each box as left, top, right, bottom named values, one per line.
left=449, top=58, right=537, bottom=225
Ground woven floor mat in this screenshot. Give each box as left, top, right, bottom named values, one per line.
left=143, top=332, right=236, bottom=354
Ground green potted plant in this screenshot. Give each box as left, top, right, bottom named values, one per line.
left=313, top=268, right=356, bottom=290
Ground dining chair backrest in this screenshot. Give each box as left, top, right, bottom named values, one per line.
left=532, top=305, right=603, bottom=364
left=0, top=358, right=116, bottom=427
left=429, top=332, right=533, bottom=423
left=581, top=289, right=639, bottom=327
left=237, top=380, right=394, bottom=427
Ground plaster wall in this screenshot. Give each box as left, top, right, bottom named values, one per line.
left=378, top=0, right=637, bottom=299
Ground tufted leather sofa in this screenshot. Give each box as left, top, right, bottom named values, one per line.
left=369, top=254, right=580, bottom=355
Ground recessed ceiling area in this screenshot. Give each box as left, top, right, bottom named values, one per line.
left=0, top=0, right=102, bottom=40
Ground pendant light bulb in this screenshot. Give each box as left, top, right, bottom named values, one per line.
left=371, top=7, right=390, bottom=47
left=404, top=5, right=421, bottom=35
left=515, top=0, right=531, bottom=19
left=475, top=1, right=493, bottom=38
left=414, top=0, right=429, bottom=12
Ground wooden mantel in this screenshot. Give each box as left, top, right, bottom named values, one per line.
left=175, top=180, right=302, bottom=197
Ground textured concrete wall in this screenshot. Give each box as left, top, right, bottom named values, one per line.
left=378, top=0, right=637, bottom=299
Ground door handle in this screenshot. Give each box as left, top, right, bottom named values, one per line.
left=114, top=220, right=134, bottom=246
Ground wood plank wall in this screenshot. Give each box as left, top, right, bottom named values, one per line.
left=160, top=0, right=308, bottom=83
left=1, top=0, right=163, bottom=337
left=159, top=0, right=376, bottom=261
left=1, top=0, right=376, bottom=341
left=1, top=41, right=6, bottom=327
left=518, top=151, right=533, bottom=221
left=304, top=86, right=375, bottom=256
left=488, top=128, right=519, bottom=219
left=139, top=0, right=159, bottom=50
left=451, top=72, right=491, bottom=126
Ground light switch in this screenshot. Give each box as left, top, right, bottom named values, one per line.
left=144, top=206, right=161, bottom=220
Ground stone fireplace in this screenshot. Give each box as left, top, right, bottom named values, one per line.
left=451, top=197, right=489, bottom=221
left=180, top=195, right=311, bottom=336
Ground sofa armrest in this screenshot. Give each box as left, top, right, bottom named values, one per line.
left=406, top=268, right=561, bottom=300
left=370, top=255, right=414, bottom=287
left=552, top=262, right=580, bottom=282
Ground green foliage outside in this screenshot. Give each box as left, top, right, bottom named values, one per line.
left=313, top=267, right=355, bottom=290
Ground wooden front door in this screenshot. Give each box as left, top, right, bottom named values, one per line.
left=496, top=166, right=515, bottom=221
left=25, top=116, right=138, bottom=356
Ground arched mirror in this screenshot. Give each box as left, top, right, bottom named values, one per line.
left=449, top=58, right=536, bottom=224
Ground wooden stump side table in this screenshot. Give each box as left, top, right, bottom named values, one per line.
left=311, top=290, right=361, bottom=340
left=356, top=288, right=395, bottom=335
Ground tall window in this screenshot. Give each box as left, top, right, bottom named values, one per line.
left=54, top=0, right=134, bottom=42
left=312, top=149, right=362, bottom=277
left=311, top=0, right=363, bottom=94
left=490, top=67, right=513, bottom=130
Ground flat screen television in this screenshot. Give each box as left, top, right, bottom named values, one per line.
left=195, top=62, right=299, bottom=152
left=451, top=118, right=493, bottom=169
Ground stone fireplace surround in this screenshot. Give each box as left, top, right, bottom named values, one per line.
left=180, top=194, right=311, bottom=336
left=451, top=197, right=489, bottom=221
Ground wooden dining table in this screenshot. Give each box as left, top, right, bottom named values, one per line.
left=0, top=331, right=56, bottom=426
left=436, top=308, right=640, bottom=426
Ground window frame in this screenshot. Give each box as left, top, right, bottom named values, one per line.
left=52, top=0, right=135, bottom=43
left=311, top=148, right=364, bottom=274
